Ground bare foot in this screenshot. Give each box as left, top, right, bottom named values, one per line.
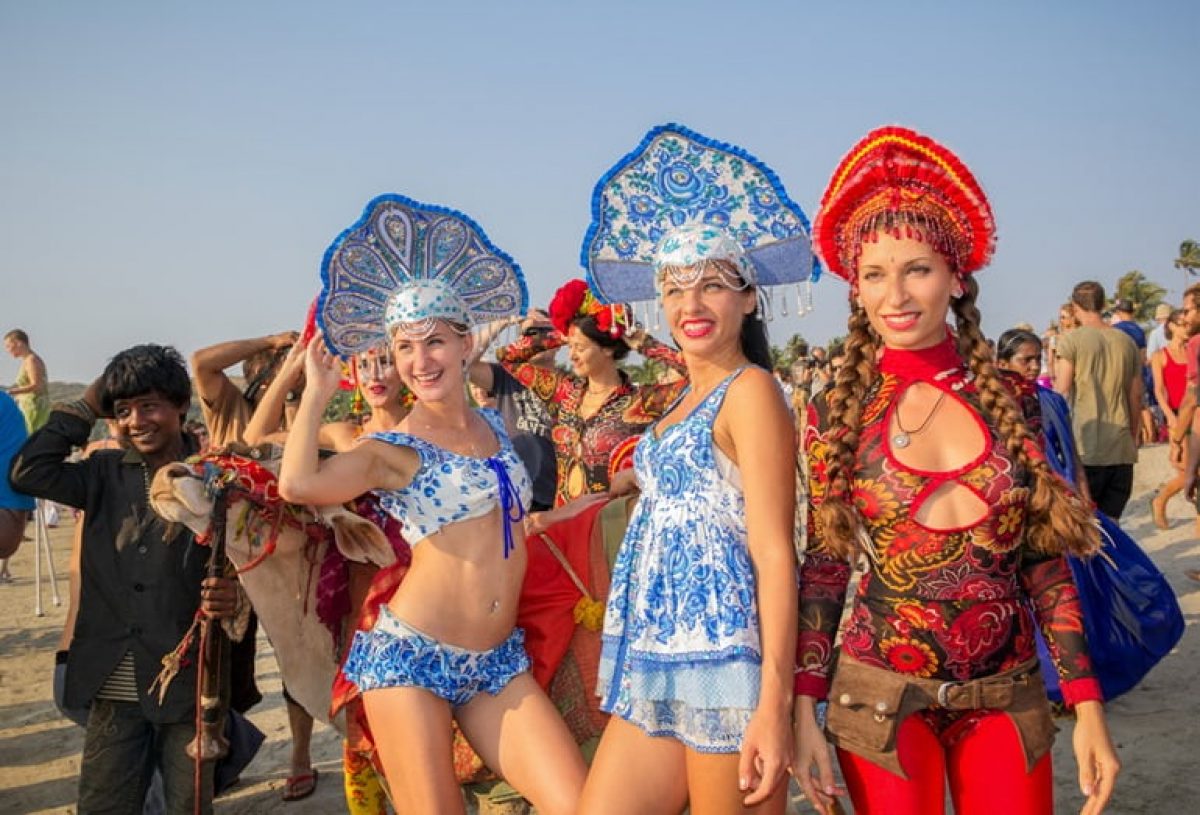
left=1152, top=495, right=1170, bottom=530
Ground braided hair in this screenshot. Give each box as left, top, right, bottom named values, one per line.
left=814, top=271, right=1098, bottom=560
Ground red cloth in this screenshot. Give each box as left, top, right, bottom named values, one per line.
left=518, top=500, right=610, bottom=688
left=837, top=710, right=1053, bottom=812
left=1163, top=348, right=1188, bottom=411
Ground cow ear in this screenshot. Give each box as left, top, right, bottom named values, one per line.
left=325, top=512, right=397, bottom=568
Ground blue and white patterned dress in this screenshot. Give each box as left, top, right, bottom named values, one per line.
left=597, top=368, right=760, bottom=753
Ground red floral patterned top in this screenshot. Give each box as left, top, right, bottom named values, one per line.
left=497, top=332, right=687, bottom=507
left=795, top=337, right=1101, bottom=706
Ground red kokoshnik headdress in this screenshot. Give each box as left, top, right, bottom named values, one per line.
left=812, top=126, right=996, bottom=282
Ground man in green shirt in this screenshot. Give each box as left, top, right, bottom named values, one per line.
left=1054, top=281, right=1142, bottom=519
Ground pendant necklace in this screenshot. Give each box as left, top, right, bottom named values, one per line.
left=892, top=389, right=947, bottom=449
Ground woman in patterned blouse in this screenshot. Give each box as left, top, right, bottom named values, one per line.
left=792, top=128, right=1120, bottom=815
left=497, top=278, right=687, bottom=508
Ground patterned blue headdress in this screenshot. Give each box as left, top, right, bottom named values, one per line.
left=581, top=123, right=818, bottom=318
left=317, top=194, right=528, bottom=355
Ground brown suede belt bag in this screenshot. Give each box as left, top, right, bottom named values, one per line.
left=825, top=654, right=1057, bottom=778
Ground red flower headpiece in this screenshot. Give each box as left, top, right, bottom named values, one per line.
left=813, top=126, right=995, bottom=282
left=548, top=278, right=631, bottom=339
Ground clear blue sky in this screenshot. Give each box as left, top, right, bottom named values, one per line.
left=2, top=0, right=1197, bottom=382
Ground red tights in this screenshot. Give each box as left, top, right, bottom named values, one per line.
left=837, top=710, right=1053, bottom=815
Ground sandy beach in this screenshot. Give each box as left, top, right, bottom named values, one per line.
left=1, top=443, right=1197, bottom=813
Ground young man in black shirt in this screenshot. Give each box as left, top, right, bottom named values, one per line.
left=10, top=344, right=238, bottom=814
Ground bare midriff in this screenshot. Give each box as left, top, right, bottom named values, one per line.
left=386, top=508, right=527, bottom=651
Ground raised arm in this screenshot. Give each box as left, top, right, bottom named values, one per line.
left=191, top=331, right=297, bottom=406
left=496, top=331, right=573, bottom=418
left=243, top=340, right=306, bottom=446
left=466, top=317, right=522, bottom=394
left=496, top=328, right=566, bottom=367
left=277, top=336, right=413, bottom=506
left=8, top=381, right=105, bottom=509
left=626, top=331, right=689, bottom=415
left=720, top=368, right=797, bottom=805
left=628, top=330, right=687, bottom=377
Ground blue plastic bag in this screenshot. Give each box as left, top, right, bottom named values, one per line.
left=1034, top=386, right=1184, bottom=702
left=1036, top=513, right=1184, bottom=702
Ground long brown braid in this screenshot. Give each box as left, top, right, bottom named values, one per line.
left=813, top=303, right=878, bottom=558
left=814, top=275, right=1099, bottom=560
left=951, top=277, right=1099, bottom=557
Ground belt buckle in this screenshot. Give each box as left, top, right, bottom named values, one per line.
left=936, top=681, right=960, bottom=707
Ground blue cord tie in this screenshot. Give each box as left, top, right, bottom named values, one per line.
left=487, top=457, right=526, bottom=559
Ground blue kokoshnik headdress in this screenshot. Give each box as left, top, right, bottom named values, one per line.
left=317, top=194, right=528, bottom=355
left=581, top=123, right=819, bottom=321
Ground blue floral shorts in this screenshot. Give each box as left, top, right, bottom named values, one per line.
left=342, top=607, right=530, bottom=707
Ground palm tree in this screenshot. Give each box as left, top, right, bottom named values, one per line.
left=770, top=333, right=810, bottom=370
left=1112, top=270, right=1167, bottom=324
left=1176, top=239, right=1200, bottom=278
left=624, top=356, right=672, bottom=386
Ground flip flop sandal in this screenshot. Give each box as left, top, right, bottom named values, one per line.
left=282, top=768, right=318, bottom=802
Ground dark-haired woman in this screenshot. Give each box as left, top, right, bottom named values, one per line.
left=996, top=328, right=1086, bottom=489
left=792, top=128, right=1119, bottom=815
left=997, top=327, right=1184, bottom=706
left=497, top=278, right=687, bottom=507
left=578, top=226, right=796, bottom=814
left=1150, top=310, right=1191, bottom=528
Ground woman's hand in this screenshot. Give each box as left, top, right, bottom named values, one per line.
left=1073, top=700, right=1120, bottom=815
left=279, top=335, right=309, bottom=384
left=791, top=698, right=845, bottom=815
left=738, top=701, right=794, bottom=806
left=523, top=492, right=609, bottom=535
left=303, top=332, right=342, bottom=401
left=607, top=467, right=640, bottom=496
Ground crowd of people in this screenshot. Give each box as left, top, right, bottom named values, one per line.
left=1, top=122, right=1188, bottom=815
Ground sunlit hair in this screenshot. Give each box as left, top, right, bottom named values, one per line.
left=1058, top=302, right=1080, bottom=329
left=814, top=275, right=1098, bottom=560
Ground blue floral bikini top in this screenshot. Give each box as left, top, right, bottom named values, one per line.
left=368, top=408, right=532, bottom=555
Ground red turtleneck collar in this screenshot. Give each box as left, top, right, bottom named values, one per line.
left=878, top=330, right=971, bottom=391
